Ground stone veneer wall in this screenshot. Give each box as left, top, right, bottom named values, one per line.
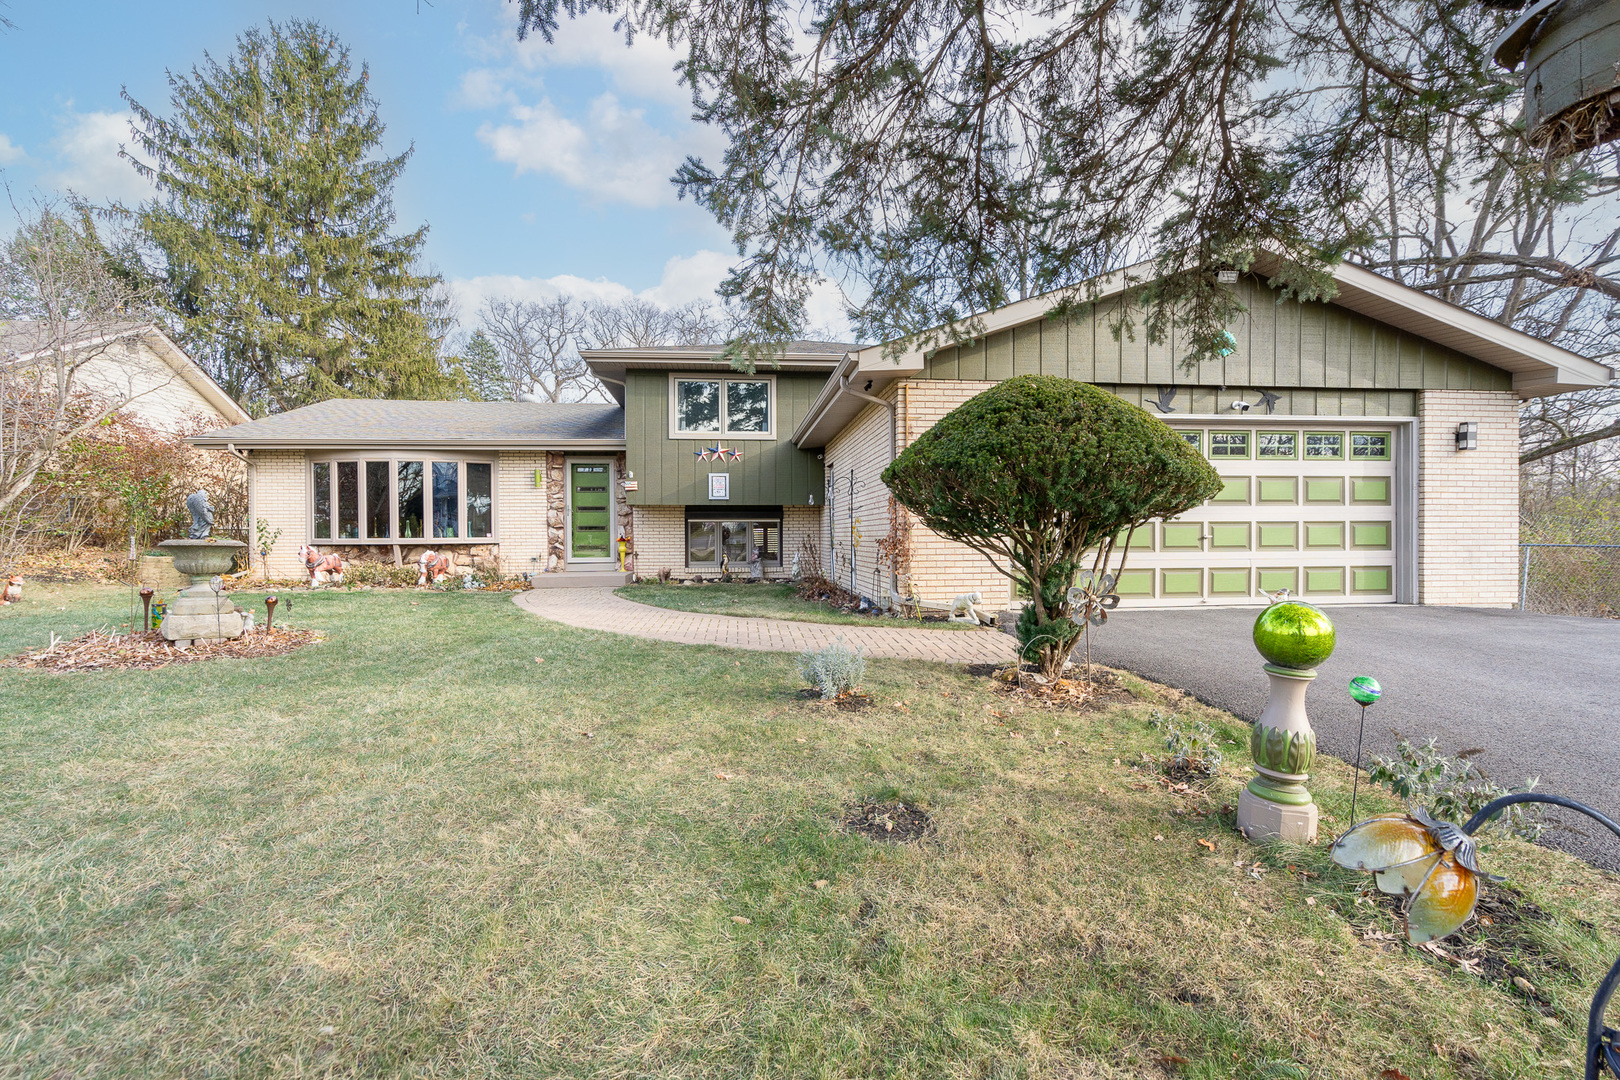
left=1416, top=389, right=1521, bottom=607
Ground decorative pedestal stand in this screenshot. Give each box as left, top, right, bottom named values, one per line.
left=1236, top=663, right=1320, bottom=841
left=156, top=538, right=248, bottom=644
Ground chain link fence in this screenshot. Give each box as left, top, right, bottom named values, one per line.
left=1519, top=496, right=1620, bottom=617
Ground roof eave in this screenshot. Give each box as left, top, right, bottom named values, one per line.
left=189, top=436, right=628, bottom=451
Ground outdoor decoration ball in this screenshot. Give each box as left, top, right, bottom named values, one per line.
left=1348, top=675, right=1382, bottom=705
left=1251, top=600, right=1336, bottom=671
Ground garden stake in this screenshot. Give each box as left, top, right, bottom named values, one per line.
left=139, top=588, right=154, bottom=632
left=265, top=595, right=278, bottom=631
left=1346, top=675, right=1382, bottom=825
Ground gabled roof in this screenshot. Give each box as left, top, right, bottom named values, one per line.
left=582, top=340, right=856, bottom=404
left=190, top=399, right=625, bottom=451
left=1, top=320, right=251, bottom=425
left=792, top=257, right=1614, bottom=447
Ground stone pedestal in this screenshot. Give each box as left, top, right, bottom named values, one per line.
left=161, top=587, right=244, bottom=642
left=1236, top=665, right=1320, bottom=842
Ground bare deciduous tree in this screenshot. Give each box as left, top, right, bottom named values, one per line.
left=1, top=203, right=162, bottom=569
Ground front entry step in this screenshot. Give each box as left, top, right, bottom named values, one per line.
left=528, top=570, right=633, bottom=589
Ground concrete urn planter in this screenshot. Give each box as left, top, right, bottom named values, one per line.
left=155, top=538, right=249, bottom=642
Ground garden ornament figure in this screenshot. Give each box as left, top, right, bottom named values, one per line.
left=1067, top=574, right=1122, bottom=628
left=1333, top=794, right=1620, bottom=1079
left=265, top=595, right=278, bottom=631
left=185, top=490, right=215, bottom=539
left=1347, top=675, right=1383, bottom=823
left=416, top=549, right=453, bottom=586
left=949, top=591, right=993, bottom=625
left=299, top=544, right=346, bottom=587
left=1237, top=595, right=1337, bottom=842
left=1, top=575, right=21, bottom=604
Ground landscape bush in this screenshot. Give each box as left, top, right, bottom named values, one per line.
left=1367, top=738, right=1544, bottom=839
left=798, top=638, right=866, bottom=700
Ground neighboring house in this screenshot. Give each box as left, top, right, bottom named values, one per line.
left=0, top=321, right=250, bottom=433
left=195, top=259, right=1612, bottom=607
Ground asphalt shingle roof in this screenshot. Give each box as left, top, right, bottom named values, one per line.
left=191, top=399, right=625, bottom=447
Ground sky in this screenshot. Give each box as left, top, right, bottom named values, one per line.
left=0, top=0, right=850, bottom=336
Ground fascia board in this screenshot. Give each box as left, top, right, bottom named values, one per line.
left=188, top=437, right=628, bottom=451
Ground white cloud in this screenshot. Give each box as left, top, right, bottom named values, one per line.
left=46, top=111, right=153, bottom=205
left=455, top=67, right=516, bottom=110
left=479, top=6, right=689, bottom=106
left=0, top=134, right=26, bottom=166
left=478, top=92, right=689, bottom=208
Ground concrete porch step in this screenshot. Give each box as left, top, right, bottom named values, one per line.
left=527, top=570, right=633, bottom=589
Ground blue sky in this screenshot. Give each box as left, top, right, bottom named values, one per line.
left=0, top=0, right=848, bottom=331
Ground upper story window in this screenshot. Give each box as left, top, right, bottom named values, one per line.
left=312, top=455, right=495, bottom=543
left=672, top=375, right=774, bottom=438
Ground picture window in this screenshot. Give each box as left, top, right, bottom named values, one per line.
left=674, top=377, right=774, bottom=436
left=686, top=516, right=781, bottom=568
left=311, top=456, right=495, bottom=543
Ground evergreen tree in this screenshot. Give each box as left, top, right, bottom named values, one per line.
left=124, top=20, right=456, bottom=413
left=458, top=330, right=508, bottom=401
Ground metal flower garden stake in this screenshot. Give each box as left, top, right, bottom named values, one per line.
left=1333, top=794, right=1620, bottom=1078
left=1347, top=675, right=1382, bottom=824
left=1237, top=594, right=1337, bottom=842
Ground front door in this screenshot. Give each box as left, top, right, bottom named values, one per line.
left=569, top=462, right=612, bottom=559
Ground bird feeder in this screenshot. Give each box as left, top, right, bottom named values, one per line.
left=1493, top=0, right=1620, bottom=156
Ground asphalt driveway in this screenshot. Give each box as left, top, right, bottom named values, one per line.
left=1088, top=605, right=1620, bottom=870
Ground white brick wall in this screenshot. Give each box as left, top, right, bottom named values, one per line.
left=1416, top=389, right=1521, bottom=607
left=630, top=504, right=823, bottom=580
left=248, top=449, right=308, bottom=579
left=497, top=451, right=550, bottom=575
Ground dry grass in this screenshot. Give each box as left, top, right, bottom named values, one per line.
left=617, top=580, right=980, bottom=629
left=1, top=583, right=1616, bottom=1079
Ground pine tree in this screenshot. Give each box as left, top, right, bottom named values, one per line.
left=458, top=330, right=508, bottom=401
left=124, top=20, right=456, bottom=413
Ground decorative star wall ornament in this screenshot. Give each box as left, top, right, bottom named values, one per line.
left=693, top=445, right=743, bottom=462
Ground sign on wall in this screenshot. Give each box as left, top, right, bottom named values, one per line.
left=708, top=473, right=730, bottom=500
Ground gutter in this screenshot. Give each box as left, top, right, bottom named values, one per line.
left=187, top=438, right=629, bottom=452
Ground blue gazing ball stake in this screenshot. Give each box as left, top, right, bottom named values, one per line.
left=1347, top=675, right=1382, bottom=825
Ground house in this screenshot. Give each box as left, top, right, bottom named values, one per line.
left=0, top=320, right=251, bottom=432
left=194, top=259, right=1613, bottom=606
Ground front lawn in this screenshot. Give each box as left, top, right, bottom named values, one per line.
left=617, top=580, right=980, bottom=628
left=2, top=583, right=1616, bottom=1078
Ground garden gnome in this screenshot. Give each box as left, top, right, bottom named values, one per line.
left=1237, top=597, right=1336, bottom=842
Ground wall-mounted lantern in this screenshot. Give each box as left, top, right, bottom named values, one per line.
left=1455, top=421, right=1479, bottom=450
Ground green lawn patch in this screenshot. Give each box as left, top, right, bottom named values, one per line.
left=1, top=583, right=1615, bottom=1078
left=617, top=580, right=979, bottom=628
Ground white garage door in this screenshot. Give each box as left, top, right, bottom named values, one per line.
left=1110, top=424, right=1401, bottom=607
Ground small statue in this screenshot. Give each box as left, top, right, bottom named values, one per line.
left=949, top=591, right=994, bottom=625
left=1, top=575, right=21, bottom=604
left=417, top=548, right=454, bottom=586
left=298, top=544, right=346, bottom=587
left=186, top=490, right=214, bottom=539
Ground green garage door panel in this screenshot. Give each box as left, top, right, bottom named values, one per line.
left=1305, top=477, right=1344, bottom=503
left=1209, top=523, right=1249, bottom=549
left=1162, top=522, right=1204, bottom=549
left=1258, top=568, right=1298, bottom=594
left=1115, top=569, right=1155, bottom=596
left=1351, top=476, right=1390, bottom=503
left=1211, top=477, right=1250, bottom=504
left=1352, top=522, right=1391, bottom=549
left=1258, top=522, right=1298, bottom=549
left=1305, top=567, right=1345, bottom=594
left=1305, top=522, right=1345, bottom=549
left=1209, top=568, right=1251, bottom=595
left=1161, top=569, right=1203, bottom=596
left=1354, top=566, right=1393, bottom=593
left=1258, top=477, right=1297, bottom=503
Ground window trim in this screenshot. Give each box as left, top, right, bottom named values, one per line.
left=1177, top=429, right=1203, bottom=454
left=683, top=506, right=784, bottom=569
left=1208, top=430, right=1252, bottom=460
left=309, top=453, right=499, bottom=544
left=668, top=372, right=778, bottom=440
left=1303, top=431, right=1346, bottom=460
left=1255, top=430, right=1299, bottom=460
left=1350, top=431, right=1392, bottom=460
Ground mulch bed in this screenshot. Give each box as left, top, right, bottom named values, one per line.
left=965, top=663, right=1135, bottom=711
left=843, top=801, right=934, bottom=843
left=2, top=627, right=320, bottom=672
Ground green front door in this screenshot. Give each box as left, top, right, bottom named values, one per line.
left=570, top=463, right=612, bottom=559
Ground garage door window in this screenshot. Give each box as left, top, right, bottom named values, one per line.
left=1351, top=432, right=1390, bottom=460
left=1210, top=431, right=1250, bottom=459
left=1179, top=431, right=1202, bottom=453
left=1257, top=432, right=1297, bottom=460
left=1304, top=432, right=1343, bottom=459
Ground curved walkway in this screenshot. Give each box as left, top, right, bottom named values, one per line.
left=513, top=588, right=1017, bottom=664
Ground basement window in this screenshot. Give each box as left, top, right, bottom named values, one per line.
left=685, top=507, right=782, bottom=569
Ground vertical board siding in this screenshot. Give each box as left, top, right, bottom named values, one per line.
left=921, top=279, right=1511, bottom=393
left=624, top=370, right=826, bottom=507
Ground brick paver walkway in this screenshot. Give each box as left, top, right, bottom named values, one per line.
left=513, top=588, right=1017, bottom=664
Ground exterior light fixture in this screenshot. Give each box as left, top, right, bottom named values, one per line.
left=1455, top=421, right=1478, bottom=450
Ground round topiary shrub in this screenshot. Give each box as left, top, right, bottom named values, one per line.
left=882, top=375, right=1222, bottom=677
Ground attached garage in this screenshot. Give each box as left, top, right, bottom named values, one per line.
left=1112, top=421, right=1409, bottom=606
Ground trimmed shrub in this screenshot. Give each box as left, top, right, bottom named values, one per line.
left=798, top=638, right=866, bottom=699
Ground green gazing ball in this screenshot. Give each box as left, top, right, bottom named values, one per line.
left=1348, top=675, right=1382, bottom=705
left=1252, top=601, right=1337, bottom=671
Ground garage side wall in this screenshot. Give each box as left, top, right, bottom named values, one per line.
left=249, top=449, right=308, bottom=579
left=823, top=394, right=900, bottom=600
left=895, top=381, right=1014, bottom=608
left=1416, top=390, right=1520, bottom=607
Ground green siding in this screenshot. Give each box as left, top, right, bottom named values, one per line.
left=919, top=276, right=1510, bottom=411
left=624, top=371, right=826, bottom=507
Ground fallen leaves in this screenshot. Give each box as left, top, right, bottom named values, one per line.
left=731, top=915, right=751, bottom=925
left=3, top=627, right=319, bottom=671
left=1197, top=838, right=1218, bottom=852
left=1379, top=1069, right=1413, bottom=1080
